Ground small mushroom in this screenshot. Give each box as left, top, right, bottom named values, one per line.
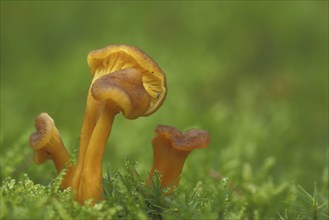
left=75, top=45, right=167, bottom=204
left=29, top=113, right=75, bottom=189
left=147, top=125, right=210, bottom=192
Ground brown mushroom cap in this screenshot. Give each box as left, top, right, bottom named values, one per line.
left=87, top=44, right=166, bottom=116
left=91, top=68, right=152, bottom=119
left=154, top=125, right=210, bottom=151
left=29, top=113, right=55, bottom=150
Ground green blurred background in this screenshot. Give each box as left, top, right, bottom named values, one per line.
left=1, top=1, right=328, bottom=195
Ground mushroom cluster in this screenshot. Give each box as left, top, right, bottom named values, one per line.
left=29, top=44, right=209, bottom=205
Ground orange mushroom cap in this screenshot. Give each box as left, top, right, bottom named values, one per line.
left=29, top=113, right=55, bottom=151
left=87, top=44, right=166, bottom=116
left=91, top=68, right=152, bottom=119
left=29, top=113, right=58, bottom=164
left=154, top=125, right=210, bottom=152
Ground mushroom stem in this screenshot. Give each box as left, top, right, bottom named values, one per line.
left=44, top=130, right=75, bottom=189
left=72, top=93, right=100, bottom=192
left=149, top=139, right=189, bottom=189
left=78, top=105, right=117, bottom=204
left=46, top=128, right=71, bottom=171
left=72, top=68, right=107, bottom=192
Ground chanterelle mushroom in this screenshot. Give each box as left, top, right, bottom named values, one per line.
left=147, top=125, right=210, bottom=192
left=29, top=113, right=75, bottom=189
left=74, top=45, right=167, bottom=204
left=88, top=44, right=166, bottom=110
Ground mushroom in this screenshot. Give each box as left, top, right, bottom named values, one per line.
left=29, top=113, right=75, bottom=189
left=147, top=125, right=210, bottom=192
left=74, top=45, right=167, bottom=203
left=72, top=45, right=167, bottom=193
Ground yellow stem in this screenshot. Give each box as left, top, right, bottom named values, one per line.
left=148, top=142, right=189, bottom=191
left=72, top=68, right=108, bottom=192
left=72, top=91, right=100, bottom=192
left=45, top=127, right=75, bottom=189
left=78, top=105, right=116, bottom=204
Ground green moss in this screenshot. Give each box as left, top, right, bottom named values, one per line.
left=1, top=160, right=328, bottom=219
